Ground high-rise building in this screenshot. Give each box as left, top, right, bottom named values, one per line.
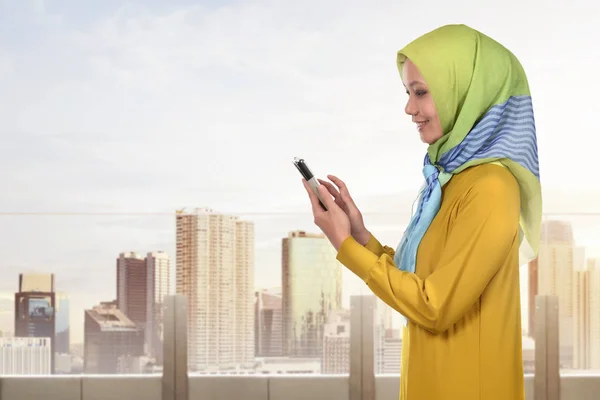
left=522, top=336, right=535, bottom=373
left=573, top=267, right=589, bottom=369
left=145, top=251, right=171, bottom=363
left=84, top=302, right=144, bottom=374
left=527, top=257, right=538, bottom=337
left=55, top=292, right=70, bottom=354
left=0, top=337, right=51, bottom=375
left=587, top=259, right=600, bottom=369
left=117, top=252, right=147, bottom=332
left=281, top=231, right=342, bottom=357
left=0, top=292, right=14, bottom=336
left=255, top=288, right=283, bottom=357
left=535, top=220, right=584, bottom=369
left=117, top=251, right=171, bottom=360
left=376, top=298, right=394, bottom=333
left=528, top=220, right=574, bottom=337
left=528, top=220, right=573, bottom=337
left=374, top=298, right=397, bottom=374
left=321, top=309, right=350, bottom=374
left=176, top=208, right=254, bottom=372
left=14, top=273, right=56, bottom=373
left=376, top=328, right=402, bottom=374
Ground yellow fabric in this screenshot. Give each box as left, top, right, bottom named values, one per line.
left=337, top=164, right=525, bottom=400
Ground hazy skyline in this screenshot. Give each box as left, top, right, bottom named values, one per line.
left=1, top=1, right=600, bottom=344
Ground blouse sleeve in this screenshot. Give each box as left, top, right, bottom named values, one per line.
left=364, top=234, right=397, bottom=259
left=336, top=171, right=520, bottom=334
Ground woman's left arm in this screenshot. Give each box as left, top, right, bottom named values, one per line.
left=336, top=170, right=521, bottom=334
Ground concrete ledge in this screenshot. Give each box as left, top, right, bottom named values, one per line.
left=0, top=373, right=597, bottom=400
left=267, top=375, right=348, bottom=400
left=524, top=374, right=534, bottom=400
left=560, top=374, right=600, bottom=399
left=0, top=376, right=81, bottom=400
left=190, top=375, right=269, bottom=400
left=82, top=374, right=162, bottom=400
left=375, top=375, right=400, bottom=399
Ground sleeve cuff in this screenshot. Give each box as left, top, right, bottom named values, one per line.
left=364, top=234, right=385, bottom=256
left=336, top=235, right=379, bottom=282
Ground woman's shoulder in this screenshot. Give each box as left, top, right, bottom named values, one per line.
left=451, top=163, right=520, bottom=205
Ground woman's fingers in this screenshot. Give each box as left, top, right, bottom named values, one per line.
left=327, top=175, right=356, bottom=205
left=318, top=179, right=341, bottom=199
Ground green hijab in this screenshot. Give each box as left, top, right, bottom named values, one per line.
left=396, top=24, right=541, bottom=265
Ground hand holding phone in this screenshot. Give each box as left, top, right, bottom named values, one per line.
left=293, top=157, right=328, bottom=210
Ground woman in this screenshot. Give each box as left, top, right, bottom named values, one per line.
left=303, top=24, right=541, bottom=400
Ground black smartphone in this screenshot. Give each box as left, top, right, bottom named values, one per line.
left=292, top=157, right=328, bottom=210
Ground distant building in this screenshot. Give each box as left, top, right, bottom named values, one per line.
left=0, top=337, right=51, bottom=375
left=376, top=328, right=402, bottom=374
left=589, top=259, right=600, bottom=369
left=117, top=251, right=171, bottom=361
left=282, top=231, right=342, bottom=357
left=321, top=310, right=350, bottom=374
left=533, top=220, right=583, bottom=369
left=84, top=302, right=144, bottom=374
left=176, top=209, right=254, bottom=372
left=14, top=273, right=56, bottom=373
left=117, top=355, right=155, bottom=374
left=55, top=292, right=70, bottom=354
left=255, top=288, right=283, bottom=357
left=146, top=251, right=171, bottom=363
left=254, top=356, right=320, bottom=374
left=117, top=253, right=147, bottom=334
left=522, top=336, right=535, bottom=374
left=55, top=352, right=73, bottom=374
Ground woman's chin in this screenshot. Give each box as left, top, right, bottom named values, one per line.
left=420, top=132, right=435, bottom=145
left=420, top=129, right=443, bottom=145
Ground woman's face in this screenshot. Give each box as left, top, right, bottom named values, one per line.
left=402, top=58, right=443, bottom=144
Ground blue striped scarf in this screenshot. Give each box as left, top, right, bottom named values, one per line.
left=393, top=95, right=539, bottom=273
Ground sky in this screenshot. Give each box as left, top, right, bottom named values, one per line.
left=1, top=0, right=600, bottom=344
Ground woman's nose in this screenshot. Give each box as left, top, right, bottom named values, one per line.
left=405, top=96, right=418, bottom=116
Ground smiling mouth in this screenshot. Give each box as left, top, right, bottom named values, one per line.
left=415, top=120, right=429, bottom=130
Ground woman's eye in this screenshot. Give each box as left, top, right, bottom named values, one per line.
left=415, top=90, right=427, bottom=97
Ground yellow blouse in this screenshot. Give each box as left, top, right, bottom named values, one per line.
left=336, top=164, right=525, bottom=400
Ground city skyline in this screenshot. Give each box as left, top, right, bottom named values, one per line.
left=1, top=209, right=600, bottom=346
left=2, top=210, right=600, bottom=374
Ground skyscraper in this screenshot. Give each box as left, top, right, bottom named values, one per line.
left=14, top=273, right=56, bottom=373
left=255, top=288, right=283, bottom=357
left=54, top=292, right=70, bottom=354
left=321, top=309, right=350, bottom=374
left=574, top=266, right=589, bottom=369
left=117, top=251, right=171, bottom=360
left=176, top=208, right=254, bottom=371
left=534, top=220, right=583, bottom=369
left=528, top=220, right=574, bottom=337
left=281, top=231, right=342, bottom=357
left=374, top=297, right=396, bottom=374
left=117, top=252, right=147, bottom=331
left=84, top=302, right=144, bottom=374
left=588, top=259, right=600, bottom=369
left=145, top=251, right=171, bottom=363
left=376, top=328, right=402, bottom=374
